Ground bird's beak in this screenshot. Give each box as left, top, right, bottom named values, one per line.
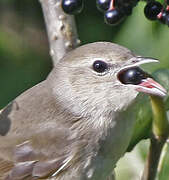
left=122, top=56, right=159, bottom=70
left=136, top=78, right=167, bottom=97
left=118, top=56, right=167, bottom=97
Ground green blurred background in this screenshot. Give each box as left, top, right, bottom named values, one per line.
left=0, top=0, right=169, bottom=179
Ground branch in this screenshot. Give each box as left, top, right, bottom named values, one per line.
left=141, top=134, right=166, bottom=180
left=141, top=96, right=169, bottom=180
left=39, top=0, right=80, bottom=66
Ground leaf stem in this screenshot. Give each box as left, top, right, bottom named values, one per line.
left=141, top=96, right=169, bottom=180
left=150, top=96, right=169, bottom=138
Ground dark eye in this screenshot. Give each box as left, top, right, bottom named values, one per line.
left=118, top=67, right=149, bottom=85
left=93, top=60, right=108, bottom=73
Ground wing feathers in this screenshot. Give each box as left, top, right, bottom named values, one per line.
left=5, top=161, right=36, bottom=180
left=32, top=159, right=64, bottom=178
left=1, top=158, right=67, bottom=179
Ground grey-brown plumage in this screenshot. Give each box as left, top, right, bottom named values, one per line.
left=0, top=42, right=166, bottom=180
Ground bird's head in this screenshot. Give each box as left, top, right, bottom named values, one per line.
left=49, top=42, right=166, bottom=119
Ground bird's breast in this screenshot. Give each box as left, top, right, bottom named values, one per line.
left=82, top=105, right=137, bottom=180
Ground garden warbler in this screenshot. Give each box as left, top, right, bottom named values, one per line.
left=0, top=42, right=166, bottom=180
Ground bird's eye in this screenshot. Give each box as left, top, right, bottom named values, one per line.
left=93, top=60, right=108, bottom=73
left=118, top=67, right=149, bottom=85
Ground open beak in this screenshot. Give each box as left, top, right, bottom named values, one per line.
left=136, top=78, right=167, bottom=97
left=118, top=56, right=167, bottom=97
left=121, top=56, right=159, bottom=70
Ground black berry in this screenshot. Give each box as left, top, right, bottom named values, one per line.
left=104, top=9, right=125, bottom=25
left=144, top=1, right=163, bottom=21
left=118, top=67, right=149, bottom=85
left=96, top=0, right=111, bottom=12
left=62, top=0, right=84, bottom=15
left=93, top=60, right=108, bottom=73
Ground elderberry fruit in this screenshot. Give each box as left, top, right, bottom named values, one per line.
left=118, top=67, right=149, bottom=85
left=158, top=10, right=169, bottom=24
left=104, top=9, right=125, bottom=25
left=62, top=0, right=84, bottom=15
left=96, top=0, right=111, bottom=12
left=144, top=1, right=163, bottom=21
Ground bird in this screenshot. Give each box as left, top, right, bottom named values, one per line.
left=0, top=42, right=166, bottom=180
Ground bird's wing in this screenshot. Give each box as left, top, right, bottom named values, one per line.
left=0, top=80, right=78, bottom=179
left=0, top=145, right=70, bottom=180
left=4, top=140, right=71, bottom=180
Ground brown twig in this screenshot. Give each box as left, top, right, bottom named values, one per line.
left=39, top=0, right=80, bottom=66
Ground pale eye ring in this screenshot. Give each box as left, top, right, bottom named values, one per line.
left=93, top=60, right=108, bottom=73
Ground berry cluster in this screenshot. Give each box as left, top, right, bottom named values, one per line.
left=61, top=0, right=169, bottom=27
left=144, top=1, right=169, bottom=26
left=97, top=0, right=139, bottom=25
left=61, top=0, right=139, bottom=25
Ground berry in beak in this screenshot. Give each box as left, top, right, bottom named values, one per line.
left=117, top=57, right=167, bottom=97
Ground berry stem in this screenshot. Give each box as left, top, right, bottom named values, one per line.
left=109, top=0, right=115, bottom=10
left=150, top=96, right=169, bottom=138
left=157, top=11, right=162, bottom=20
